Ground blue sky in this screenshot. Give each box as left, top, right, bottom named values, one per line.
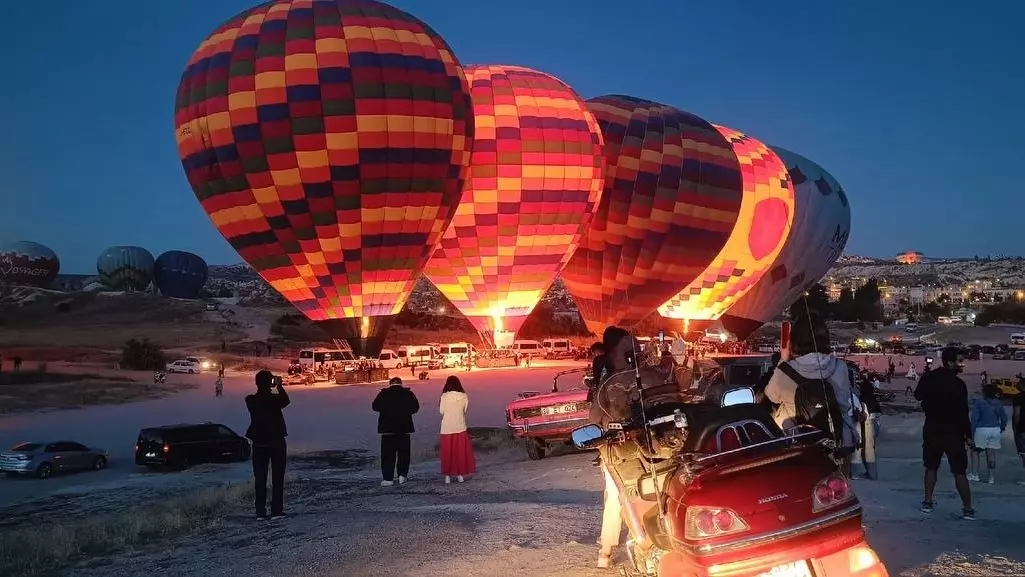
left=1, top=0, right=1022, bottom=273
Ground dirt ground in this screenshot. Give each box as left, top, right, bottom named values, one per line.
left=0, top=371, right=199, bottom=415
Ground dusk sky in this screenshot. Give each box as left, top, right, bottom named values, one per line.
left=1, top=0, right=1022, bottom=273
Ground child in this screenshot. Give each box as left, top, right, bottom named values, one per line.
left=215, top=377, right=224, bottom=397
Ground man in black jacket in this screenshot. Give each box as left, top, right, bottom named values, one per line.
left=373, top=377, right=420, bottom=486
left=245, top=370, right=290, bottom=520
left=914, top=347, right=973, bottom=519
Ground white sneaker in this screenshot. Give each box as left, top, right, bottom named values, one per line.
left=445, top=476, right=451, bottom=484
left=457, top=475, right=464, bottom=483
left=987, top=477, right=995, bottom=484
left=967, top=473, right=979, bottom=482
left=381, top=480, right=394, bottom=486
left=397, top=476, right=407, bottom=484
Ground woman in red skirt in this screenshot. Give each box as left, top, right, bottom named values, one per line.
left=439, top=376, right=475, bottom=483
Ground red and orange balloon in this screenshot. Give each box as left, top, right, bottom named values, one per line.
left=174, top=0, right=473, bottom=356
left=424, top=65, right=604, bottom=343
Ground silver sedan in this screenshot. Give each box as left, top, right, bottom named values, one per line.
left=0, top=441, right=108, bottom=479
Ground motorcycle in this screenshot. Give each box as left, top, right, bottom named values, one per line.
left=572, top=390, right=889, bottom=576
left=153, top=371, right=167, bottom=384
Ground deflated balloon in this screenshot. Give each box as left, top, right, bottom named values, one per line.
left=424, top=64, right=604, bottom=342
left=0, top=241, right=60, bottom=288
left=97, top=246, right=155, bottom=291
left=174, top=0, right=473, bottom=356
left=719, top=147, right=851, bottom=339
left=154, top=250, right=209, bottom=299
left=658, top=125, right=795, bottom=327
left=561, top=95, right=743, bottom=336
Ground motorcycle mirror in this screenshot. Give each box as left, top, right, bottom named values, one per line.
left=722, top=387, right=755, bottom=407
left=570, top=424, right=605, bottom=449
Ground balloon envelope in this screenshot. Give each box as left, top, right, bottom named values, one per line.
left=720, top=147, right=851, bottom=339
left=97, top=246, right=155, bottom=291
left=561, top=95, right=743, bottom=335
left=154, top=250, right=209, bottom=299
left=174, top=0, right=473, bottom=356
left=424, top=64, right=605, bottom=342
left=0, top=241, right=60, bottom=288
left=658, top=125, right=795, bottom=323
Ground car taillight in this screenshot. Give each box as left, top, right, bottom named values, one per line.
left=813, top=473, right=855, bottom=512
left=848, top=545, right=888, bottom=576
left=684, top=506, right=750, bottom=540
left=162, top=442, right=170, bottom=454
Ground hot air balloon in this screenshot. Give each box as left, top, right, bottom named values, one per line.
left=174, top=0, right=473, bottom=356
left=97, top=246, right=155, bottom=291
left=657, top=125, right=795, bottom=331
left=719, top=147, right=851, bottom=339
left=0, top=241, right=60, bottom=288
left=560, top=95, right=743, bottom=336
left=423, top=65, right=605, bottom=345
left=154, top=250, right=209, bottom=299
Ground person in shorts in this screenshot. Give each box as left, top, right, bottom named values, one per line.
left=969, top=384, right=1007, bottom=483
left=914, top=347, right=974, bottom=519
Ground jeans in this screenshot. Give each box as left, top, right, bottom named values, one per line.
left=252, top=440, right=286, bottom=516
left=380, top=434, right=411, bottom=481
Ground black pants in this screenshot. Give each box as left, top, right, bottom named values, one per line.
left=252, top=440, right=286, bottom=515
left=380, top=434, right=411, bottom=481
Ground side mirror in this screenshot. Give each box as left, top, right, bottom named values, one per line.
left=571, top=424, right=605, bottom=449
left=722, top=387, right=755, bottom=407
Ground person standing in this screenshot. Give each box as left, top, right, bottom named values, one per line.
left=215, top=376, right=224, bottom=397
left=1014, top=378, right=1025, bottom=486
left=439, top=376, right=475, bottom=483
left=245, top=370, right=290, bottom=520
left=373, top=376, right=420, bottom=486
left=914, top=347, right=974, bottom=519
left=969, top=384, right=1007, bottom=484
left=852, top=368, right=883, bottom=479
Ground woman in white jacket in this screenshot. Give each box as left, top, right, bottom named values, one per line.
left=439, top=376, right=476, bottom=483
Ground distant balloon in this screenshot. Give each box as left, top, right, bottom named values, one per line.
left=154, top=251, right=209, bottom=299
left=561, top=95, right=743, bottom=335
left=424, top=64, right=605, bottom=343
left=0, top=241, right=60, bottom=288
left=174, top=0, right=473, bottom=356
left=720, top=147, right=851, bottom=339
left=658, top=125, right=795, bottom=327
left=97, top=246, right=155, bottom=291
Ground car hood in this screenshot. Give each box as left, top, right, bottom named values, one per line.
left=506, top=389, right=588, bottom=412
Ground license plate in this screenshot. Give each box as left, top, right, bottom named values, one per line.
left=541, top=405, right=569, bottom=416
left=759, top=561, right=812, bottom=577
left=145, top=452, right=157, bottom=457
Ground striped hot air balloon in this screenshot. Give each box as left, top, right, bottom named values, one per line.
left=560, top=95, right=743, bottom=336
left=174, top=0, right=473, bottom=356
left=424, top=65, right=605, bottom=344
left=658, top=125, right=795, bottom=331
left=719, top=147, right=851, bottom=339
left=97, top=246, right=155, bottom=291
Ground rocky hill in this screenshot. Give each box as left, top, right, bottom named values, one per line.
left=826, top=257, right=1025, bottom=287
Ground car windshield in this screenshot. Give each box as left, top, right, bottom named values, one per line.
left=11, top=443, right=41, bottom=452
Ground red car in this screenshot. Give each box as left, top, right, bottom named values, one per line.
left=505, top=367, right=591, bottom=460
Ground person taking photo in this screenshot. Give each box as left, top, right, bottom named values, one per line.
left=245, top=370, right=290, bottom=520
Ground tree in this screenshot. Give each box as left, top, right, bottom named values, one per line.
left=832, top=288, right=858, bottom=321
left=853, top=279, right=883, bottom=322
left=788, top=283, right=830, bottom=320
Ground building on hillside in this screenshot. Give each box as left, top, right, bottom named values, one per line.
left=896, top=251, right=925, bottom=264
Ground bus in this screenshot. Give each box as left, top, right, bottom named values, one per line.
left=298, top=347, right=356, bottom=369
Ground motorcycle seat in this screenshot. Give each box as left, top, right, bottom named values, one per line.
left=681, top=404, right=781, bottom=454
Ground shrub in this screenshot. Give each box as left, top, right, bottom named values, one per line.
left=119, top=338, right=166, bottom=371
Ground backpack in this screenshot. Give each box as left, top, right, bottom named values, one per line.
left=777, top=363, right=846, bottom=449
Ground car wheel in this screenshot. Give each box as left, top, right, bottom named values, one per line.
left=188, top=369, right=195, bottom=374
left=37, top=463, right=52, bottom=479
left=524, top=439, right=547, bottom=461
left=93, top=456, right=107, bottom=471
left=177, top=456, right=190, bottom=470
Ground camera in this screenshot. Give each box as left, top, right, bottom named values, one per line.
left=271, top=374, right=283, bottom=387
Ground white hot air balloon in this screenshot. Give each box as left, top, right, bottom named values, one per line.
left=719, top=147, right=851, bottom=339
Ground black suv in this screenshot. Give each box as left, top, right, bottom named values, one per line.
left=135, top=423, right=250, bottom=470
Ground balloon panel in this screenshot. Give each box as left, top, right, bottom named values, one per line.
left=97, top=246, right=155, bottom=291
left=659, top=125, right=794, bottom=321
left=173, top=0, right=473, bottom=354
left=424, top=65, right=605, bottom=335
left=720, top=146, right=850, bottom=338
left=154, top=250, right=209, bottom=299
left=561, top=95, right=743, bottom=334
left=0, top=241, right=60, bottom=288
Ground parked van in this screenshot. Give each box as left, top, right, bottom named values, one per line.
left=397, top=345, right=436, bottom=367
left=438, top=342, right=476, bottom=368
left=298, top=348, right=356, bottom=371
left=1010, top=333, right=1025, bottom=349
left=542, top=338, right=573, bottom=359
left=377, top=349, right=402, bottom=369
left=512, top=340, right=543, bottom=358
